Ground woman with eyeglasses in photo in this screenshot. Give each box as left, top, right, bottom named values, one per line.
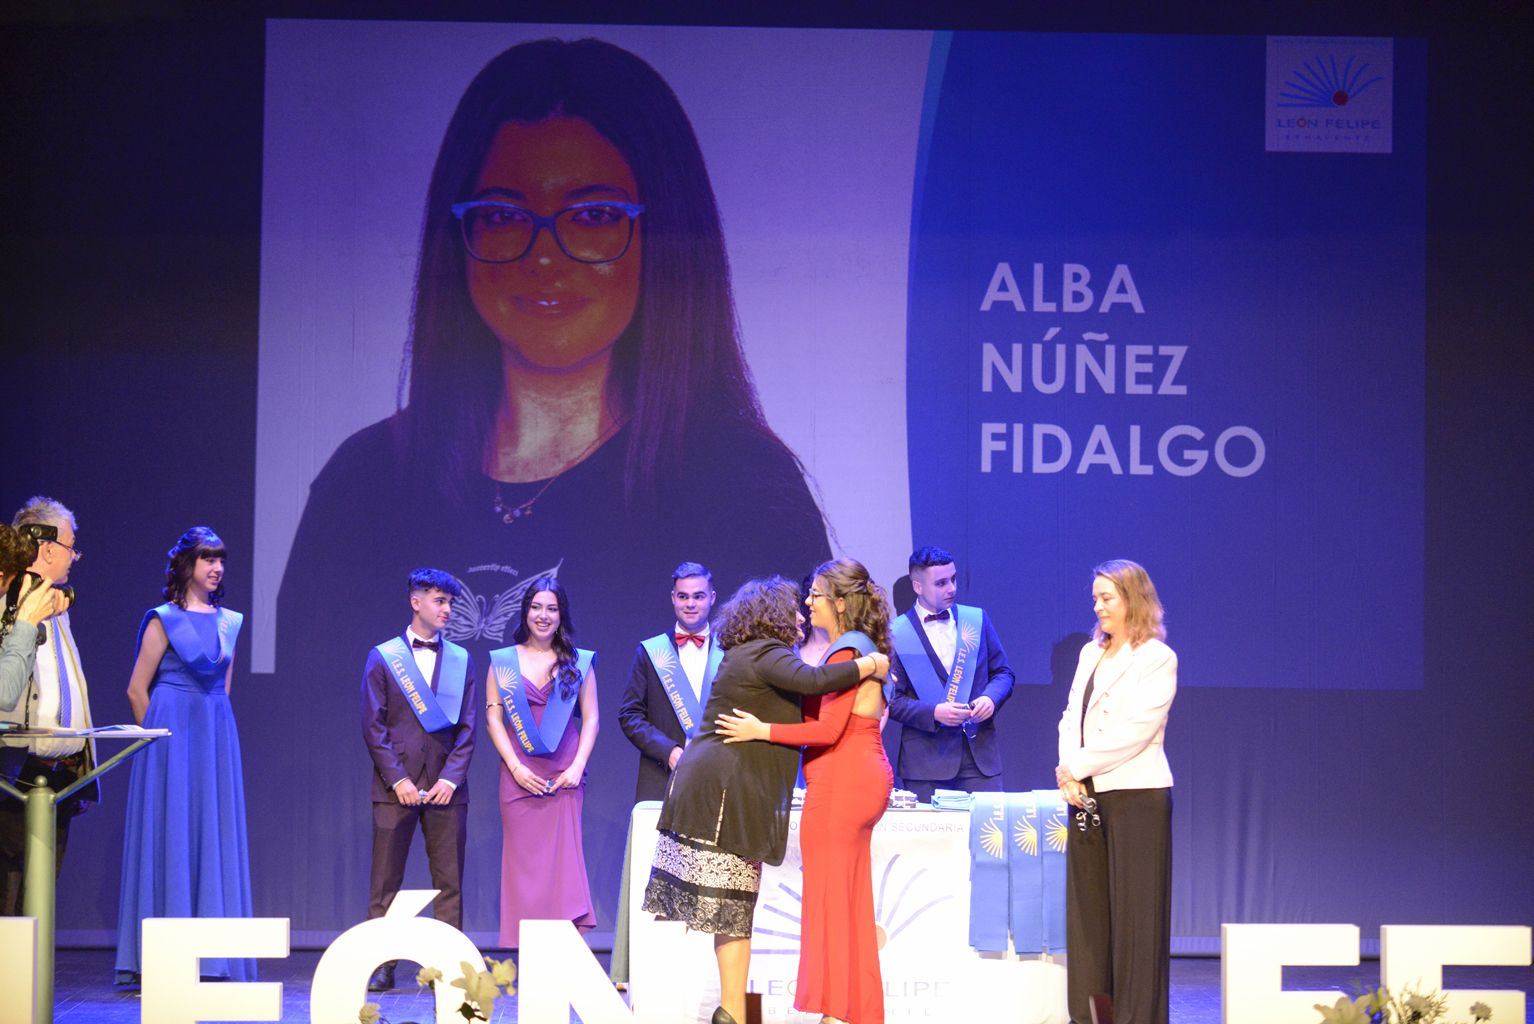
left=115, top=527, right=255, bottom=985
left=716, top=558, right=894, bottom=1024
left=1054, top=559, right=1178, bottom=1024
left=276, top=37, right=832, bottom=745
left=644, top=576, right=888, bottom=1024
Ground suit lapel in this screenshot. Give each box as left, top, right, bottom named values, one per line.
left=908, top=608, right=950, bottom=679
left=1086, top=644, right=1134, bottom=711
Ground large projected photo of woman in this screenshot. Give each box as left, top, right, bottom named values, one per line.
left=277, top=36, right=833, bottom=651
left=256, top=22, right=927, bottom=933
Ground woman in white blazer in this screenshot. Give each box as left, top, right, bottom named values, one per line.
left=1055, top=559, right=1177, bottom=1024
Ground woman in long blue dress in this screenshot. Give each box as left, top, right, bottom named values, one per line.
left=115, top=527, right=254, bottom=984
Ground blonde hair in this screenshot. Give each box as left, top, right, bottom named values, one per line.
left=1092, top=559, right=1166, bottom=647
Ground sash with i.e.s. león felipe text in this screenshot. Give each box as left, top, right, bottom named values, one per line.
left=641, top=633, right=723, bottom=738
left=375, top=636, right=468, bottom=733
left=491, top=647, right=596, bottom=757
left=890, top=604, right=984, bottom=705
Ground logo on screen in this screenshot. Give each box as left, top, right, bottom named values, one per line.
left=1266, top=37, right=1393, bottom=154
left=1277, top=54, right=1384, bottom=109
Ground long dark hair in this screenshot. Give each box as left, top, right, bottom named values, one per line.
left=403, top=37, right=804, bottom=506
left=163, top=527, right=226, bottom=608
left=395, top=41, right=803, bottom=508
left=511, top=575, right=582, bottom=699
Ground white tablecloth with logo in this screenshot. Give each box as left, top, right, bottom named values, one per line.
left=623, top=802, right=1067, bottom=1023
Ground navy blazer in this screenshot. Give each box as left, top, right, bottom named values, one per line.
left=886, top=606, right=1015, bottom=782
left=360, top=637, right=478, bottom=804
left=616, top=633, right=707, bottom=804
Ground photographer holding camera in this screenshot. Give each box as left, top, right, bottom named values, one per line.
left=1, top=524, right=71, bottom=710
left=0, top=496, right=97, bottom=916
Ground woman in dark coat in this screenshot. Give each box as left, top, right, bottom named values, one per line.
left=642, top=575, right=889, bottom=1024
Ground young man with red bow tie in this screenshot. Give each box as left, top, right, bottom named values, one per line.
left=617, top=561, right=721, bottom=804
left=887, top=546, right=1015, bottom=803
left=360, top=568, right=477, bottom=991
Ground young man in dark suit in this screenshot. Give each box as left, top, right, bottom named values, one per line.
left=360, top=568, right=477, bottom=991
left=887, top=546, right=1015, bottom=803
left=617, top=561, right=720, bottom=803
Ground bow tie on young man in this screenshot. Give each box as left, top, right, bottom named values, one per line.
left=675, top=632, right=706, bottom=648
left=411, top=638, right=441, bottom=652
left=922, top=609, right=950, bottom=623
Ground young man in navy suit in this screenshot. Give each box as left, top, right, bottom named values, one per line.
left=617, top=561, right=721, bottom=803
left=361, top=568, right=477, bottom=991
left=887, top=546, right=1015, bottom=803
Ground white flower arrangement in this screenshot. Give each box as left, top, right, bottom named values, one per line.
left=1314, top=985, right=1491, bottom=1024
left=356, top=957, right=518, bottom=1023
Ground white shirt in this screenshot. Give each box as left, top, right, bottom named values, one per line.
left=917, top=603, right=957, bottom=673
left=676, top=623, right=711, bottom=701
left=398, top=627, right=452, bottom=793
left=0, top=610, right=90, bottom=758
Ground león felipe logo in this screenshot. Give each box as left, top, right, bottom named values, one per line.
left=1278, top=53, right=1384, bottom=109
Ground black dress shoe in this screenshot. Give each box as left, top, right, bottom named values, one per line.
left=711, top=1007, right=739, bottom=1024
left=367, top=961, right=395, bottom=992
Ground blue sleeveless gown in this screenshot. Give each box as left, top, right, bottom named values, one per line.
left=115, top=607, right=255, bottom=981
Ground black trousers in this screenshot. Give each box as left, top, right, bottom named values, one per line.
left=368, top=800, right=468, bottom=929
left=1065, top=784, right=1172, bottom=1024
left=0, top=755, right=90, bottom=917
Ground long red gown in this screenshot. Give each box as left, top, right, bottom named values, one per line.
left=768, top=648, right=894, bottom=1024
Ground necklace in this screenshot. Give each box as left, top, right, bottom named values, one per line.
left=490, top=425, right=618, bottom=524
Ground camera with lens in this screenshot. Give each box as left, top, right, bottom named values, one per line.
left=11, top=523, right=76, bottom=606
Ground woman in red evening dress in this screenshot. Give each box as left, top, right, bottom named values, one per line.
left=717, top=557, right=893, bottom=1024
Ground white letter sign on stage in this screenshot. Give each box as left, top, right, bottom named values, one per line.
left=1220, top=923, right=1360, bottom=1024
left=520, top=920, right=635, bottom=1023
left=0, top=918, right=36, bottom=1024
left=1381, top=925, right=1531, bottom=1021
left=310, top=889, right=484, bottom=1024
left=140, top=917, right=289, bottom=1023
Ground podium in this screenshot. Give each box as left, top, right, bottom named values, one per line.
left=0, top=725, right=169, bottom=1024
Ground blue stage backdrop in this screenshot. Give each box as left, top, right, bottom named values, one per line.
left=2, top=10, right=1530, bottom=968
left=906, top=32, right=1425, bottom=692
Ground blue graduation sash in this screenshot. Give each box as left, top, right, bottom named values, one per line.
left=1040, top=791, right=1069, bottom=952
left=968, top=792, right=1010, bottom=952
left=491, top=646, right=595, bottom=756
left=891, top=604, right=984, bottom=705
left=375, top=636, right=468, bottom=733
left=1009, top=792, right=1044, bottom=954
left=967, top=790, right=1070, bottom=954
left=153, top=602, right=243, bottom=668
left=825, top=630, right=876, bottom=660
left=641, top=633, right=723, bottom=738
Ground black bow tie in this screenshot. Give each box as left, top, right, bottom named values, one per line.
left=411, top=638, right=441, bottom=652
left=922, top=610, right=950, bottom=623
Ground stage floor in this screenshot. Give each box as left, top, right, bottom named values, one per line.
left=45, top=949, right=1534, bottom=1023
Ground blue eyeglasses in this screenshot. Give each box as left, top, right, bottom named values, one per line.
left=450, top=200, right=645, bottom=265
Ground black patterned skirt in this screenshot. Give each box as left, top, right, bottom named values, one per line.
left=642, top=830, right=762, bottom=938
